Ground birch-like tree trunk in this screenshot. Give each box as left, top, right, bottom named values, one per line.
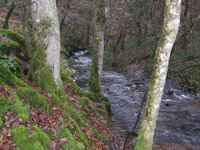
left=30, top=0, right=62, bottom=88
left=89, top=0, right=107, bottom=100
left=135, top=0, right=181, bottom=149
left=18, top=0, right=62, bottom=89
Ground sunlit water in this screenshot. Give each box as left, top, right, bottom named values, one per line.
left=70, top=51, right=200, bottom=148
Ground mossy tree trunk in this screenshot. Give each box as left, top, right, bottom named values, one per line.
left=30, top=0, right=62, bottom=89
left=135, top=0, right=181, bottom=150
left=18, top=0, right=62, bottom=90
left=17, top=1, right=32, bottom=53
left=3, top=1, right=15, bottom=29
left=89, top=0, right=107, bottom=100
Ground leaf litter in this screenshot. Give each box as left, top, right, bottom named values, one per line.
left=0, top=79, right=122, bottom=150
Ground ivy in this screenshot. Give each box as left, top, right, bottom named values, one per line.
left=0, top=52, right=19, bottom=71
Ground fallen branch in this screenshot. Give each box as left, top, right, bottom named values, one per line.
left=123, top=89, right=148, bottom=150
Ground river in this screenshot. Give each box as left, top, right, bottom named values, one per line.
left=70, top=51, right=200, bottom=149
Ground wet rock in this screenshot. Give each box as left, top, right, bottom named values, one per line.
left=134, top=81, right=145, bottom=85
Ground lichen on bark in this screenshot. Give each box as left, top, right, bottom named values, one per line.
left=135, top=0, right=181, bottom=149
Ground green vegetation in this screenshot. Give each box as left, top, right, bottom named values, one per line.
left=60, top=128, right=85, bottom=150
left=76, top=96, right=90, bottom=105
left=0, top=53, right=24, bottom=78
left=0, top=67, right=26, bottom=86
left=11, top=92, right=30, bottom=121
left=89, top=57, right=102, bottom=100
left=83, top=90, right=95, bottom=100
left=0, top=29, right=28, bottom=58
left=0, top=118, right=3, bottom=128
left=0, top=96, right=10, bottom=118
left=17, top=87, right=51, bottom=111
left=60, top=67, right=80, bottom=90
left=0, top=38, right=19, bottom=58
left=12, top=125, right=50, bottom=150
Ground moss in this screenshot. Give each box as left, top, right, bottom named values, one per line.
left=95, top=0, right=106, bottom=23
left=98, top=108, right=109, bottom=118
left=28, top=39, right=59, bottom=94
left=17, top=87, right=51, bottom=111
left=67, top=108, right=86, bottom=127
left=74, top=121, right=91, bottom=147
left=105, top=102, right=111, bottom=110
left=101, top=96, right=109, bottom=102
left=134, top=135, right=147, bottom=150
left=0, top=67, right=26, bottom=87
left=11, top=92, right=30, bottom=121
left=12, top=125, right=32, bottom=149
left=0, top=39, right=19, bottom=58
left=0, top=96, right=10, bottom=118
left=46, top=130, right=56, bottom=138
left=65, top=113, right=91, bottom=147
left=7, top=86, right=12, bottom=91
left=0, top=118, right=3, bottom=128
left=31, top=125, right=51, bottom=150
left=76, top=97, right=90, bottom=105
left=89, top=127, right=103, bottom=139
left=78, top=111, right=88, bottom=120
left=83, top=90, right=95, bottom=100
left=59, top=128, right=85, bottom=150
left=12, top=125, right=50, bottom=150
left=60, top=68, right=80, bottom=91
left=0, top=29, right=28, bottom=58
left=89, top=55, right=102, bottom=101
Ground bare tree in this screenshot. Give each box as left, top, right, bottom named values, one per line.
left=3, top=1, right=15, bottom=29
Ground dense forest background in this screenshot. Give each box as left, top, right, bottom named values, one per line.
left=57, top=0, right=200, bottom=93
left=1, top=0, right=200, bottom=92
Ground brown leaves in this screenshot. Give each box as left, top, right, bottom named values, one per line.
left=0, top=74, right=119, bottom=150
left=24, top=108, right=68, bottom=132
left=50, top=137, right=68, bottom=150
left=0, top=85, right=16, bottom=104
left=0, top=112, right=17, bottom=149
left=0, top=107, right=68, bottom=149
left=70, top=98, right=82, bottom=110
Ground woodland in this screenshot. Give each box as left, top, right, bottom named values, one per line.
left=0, top=0, right=200, bottom=150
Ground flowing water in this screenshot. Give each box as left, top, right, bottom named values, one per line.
left=70, top=51, right=200, bottom=148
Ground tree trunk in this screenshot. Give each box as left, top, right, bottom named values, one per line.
left=30, top=0, right=62, bottom=89
left=3, top=1, right=15, bottom=29
left=89, top=0, right=106, bottom=100
left=17, top=1, right=32, bottom=55
left=135, top=0, right=181, bottom=149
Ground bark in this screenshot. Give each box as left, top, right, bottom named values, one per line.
left=112, top=28, right=124, bottom=54
left=58, top=0, right=71, bottom=31
left=17, top=1, right=32, bottom=54
left=135, top=0, right=181, bottom=149
left=86, top=24, right=90, bottom=45
left=3, top=1, right=15, bottom=29
left=30, top=0, right=62, bottom=88
left=18, top=0, right=62, bottom=89
left=89, top=0, right=106, bottom=100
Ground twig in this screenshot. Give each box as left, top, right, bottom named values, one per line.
left=123, top=89, right=148, bottom=150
